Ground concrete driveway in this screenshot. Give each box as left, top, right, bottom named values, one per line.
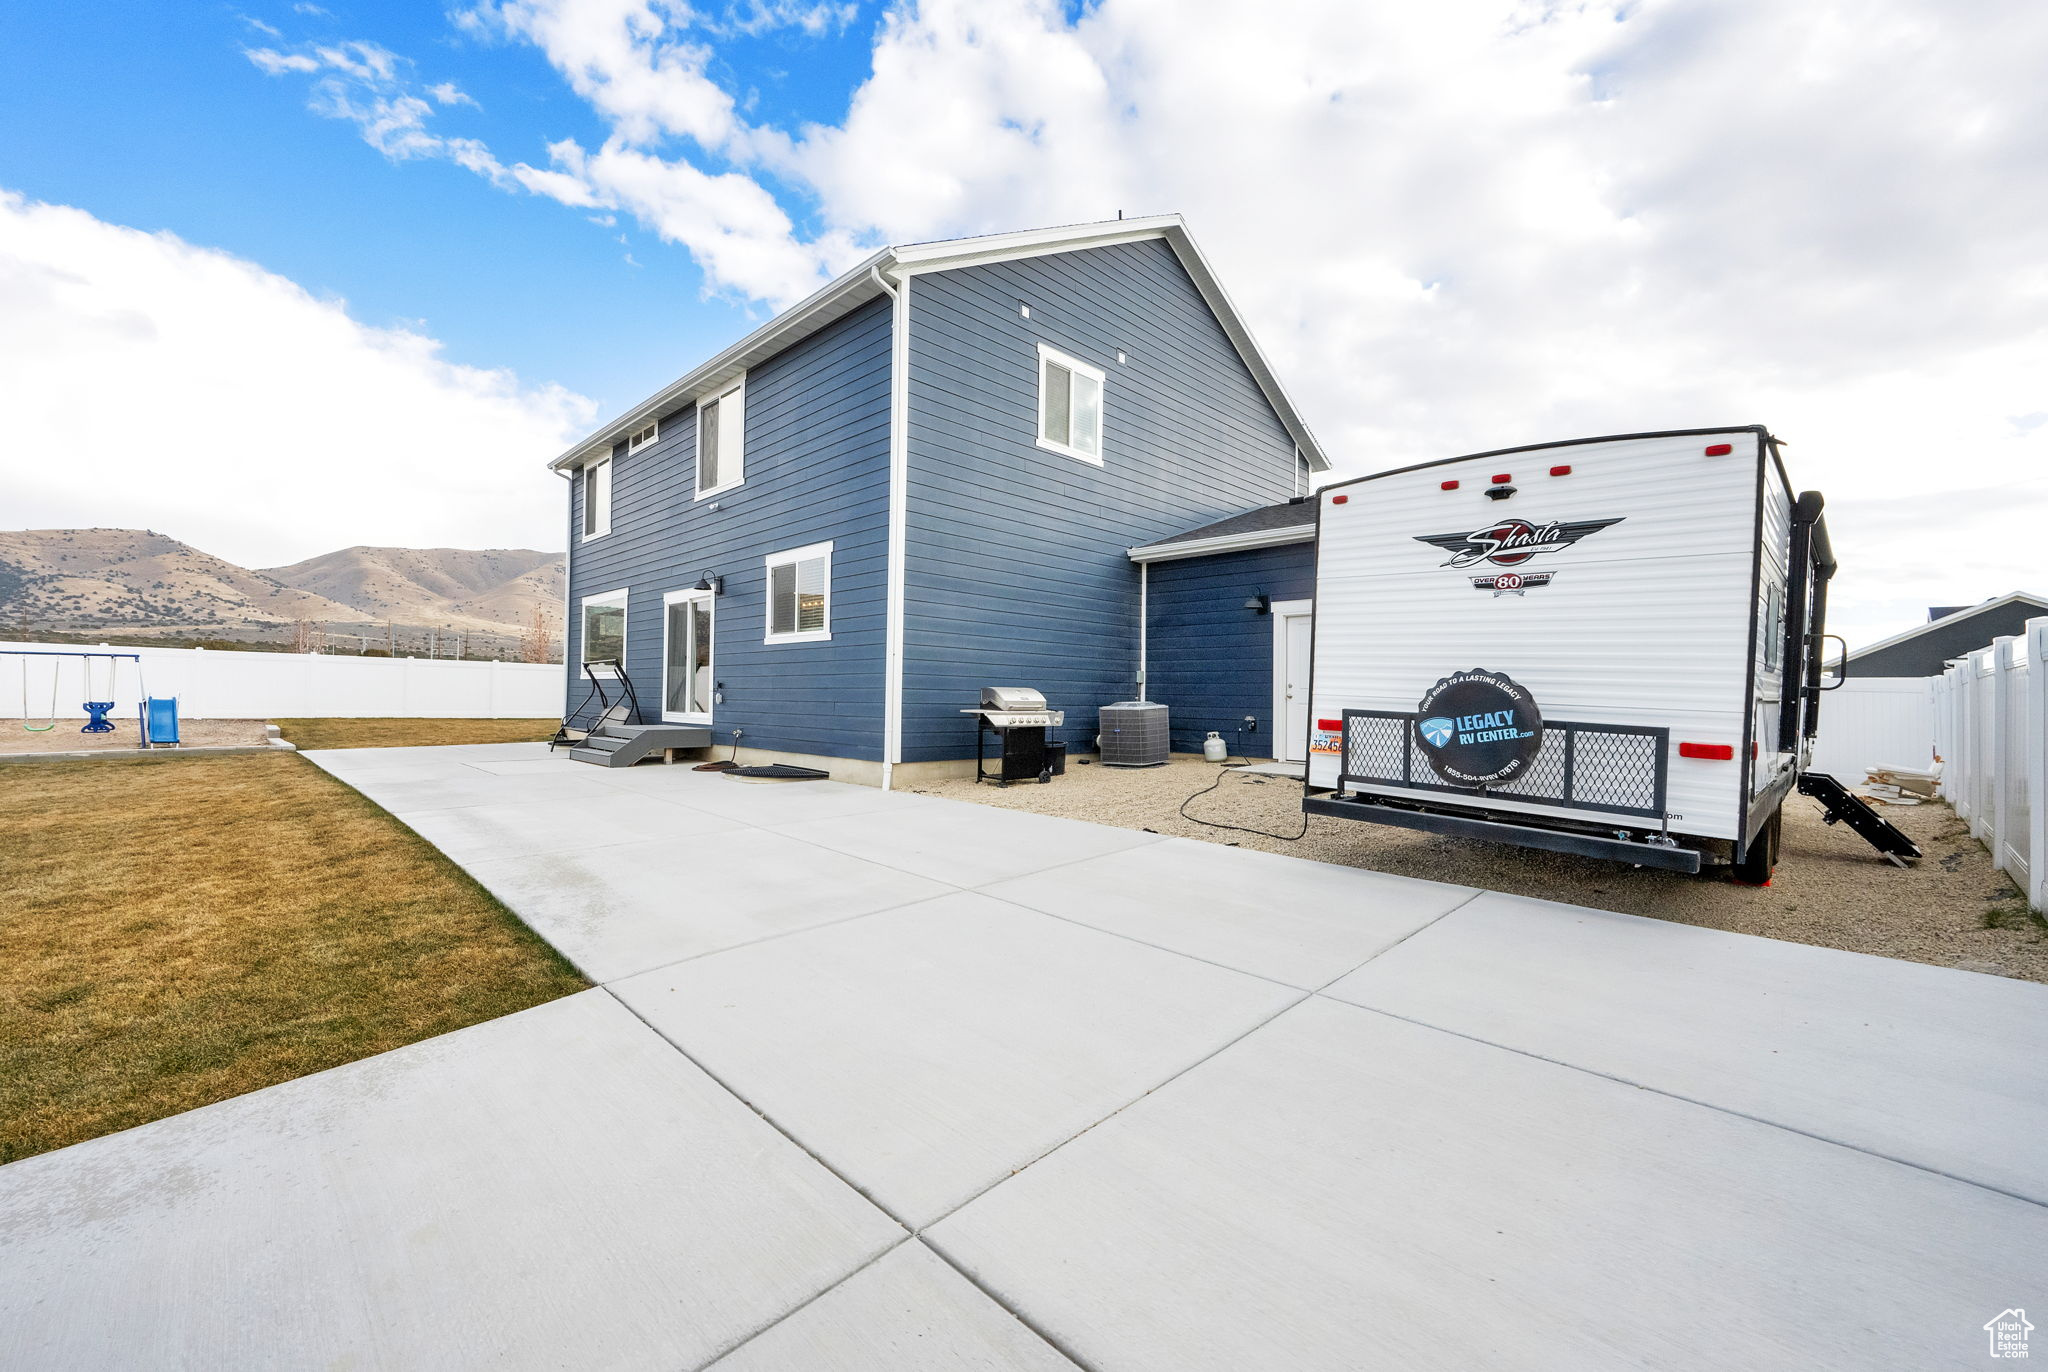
left=4, top=742, right=2045, bottom=1369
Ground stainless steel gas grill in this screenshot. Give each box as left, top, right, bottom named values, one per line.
left=963, top=687, right=1067, bottom=786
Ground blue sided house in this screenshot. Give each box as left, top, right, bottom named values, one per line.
left=552, top=215, right=1329, bottom=786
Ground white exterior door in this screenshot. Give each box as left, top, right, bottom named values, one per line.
left=662, top=589, right=714, bottom=723
left=1273, top=600, right=1314, bottom=762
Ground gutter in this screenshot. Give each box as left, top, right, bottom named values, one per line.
left=1128, top=524, right=1316, bottom=565
left=872, top=264, right=910, bottom=790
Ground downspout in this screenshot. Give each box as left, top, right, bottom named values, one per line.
left=1138, top=561, right=1149, bottom=701
left=872, top=262, right=910, bottom=789
left=554, top=466, right=576, bottom=698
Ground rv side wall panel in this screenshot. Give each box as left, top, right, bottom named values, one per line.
left=1309, top=431, right=1763, bottom=840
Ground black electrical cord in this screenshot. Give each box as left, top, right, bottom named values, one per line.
left=1176, top=723, right=1310, bottom=841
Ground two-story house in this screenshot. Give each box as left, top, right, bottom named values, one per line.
left=554, top=215, right=1331, bottom=787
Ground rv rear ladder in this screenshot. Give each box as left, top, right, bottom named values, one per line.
left=1796, top=772, right=1922, bottom=867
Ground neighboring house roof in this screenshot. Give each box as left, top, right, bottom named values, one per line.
left=1127, top=497, right=1318, bottom=564
left=549, top=214, right=1331, bottom=475
left=1844, top=591, right=2048, bottom=676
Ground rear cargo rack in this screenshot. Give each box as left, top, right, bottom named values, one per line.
left=1338, top=709, right=1669, bottom=819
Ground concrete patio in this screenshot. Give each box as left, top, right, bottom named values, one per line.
left=4, top=741, right=2045, bottom=1369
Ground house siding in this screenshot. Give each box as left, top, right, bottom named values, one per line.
left=900, top=237, right=1300, bottom=763
left=565, top=296, right=891, bottom=760
left=1146, top=541, right=1317, bottom=755
left=1850, top=600, right=2048, bottom=678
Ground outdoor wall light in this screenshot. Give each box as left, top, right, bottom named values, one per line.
left=1245, top=594, right=1271, bottom=615
left=694, top=573, right=725, bottom=594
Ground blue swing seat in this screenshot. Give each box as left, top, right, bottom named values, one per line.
left=81, top=701, right=117, bottom=734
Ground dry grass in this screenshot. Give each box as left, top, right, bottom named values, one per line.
left=274, top=717, right=556, bottom=750
left=0, top=751, right=587, bottom=1163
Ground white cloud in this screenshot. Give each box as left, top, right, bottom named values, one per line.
left=237, top=0, right=2047, bottom=646
left=427, top=80, right=480, bottom=108
left=0, top=192, right=595, bottom=567
left=764, top=0, right=2048, bottom=647
left=244, top=47, right=321, bottom=75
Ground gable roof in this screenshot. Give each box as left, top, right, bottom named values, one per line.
left=1127, top=498, right=1319, bottom=564
left=1845, top=591, right=2048, bottom=664
left=548, top=214, right=1330, bottom=474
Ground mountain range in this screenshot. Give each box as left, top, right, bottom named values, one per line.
left=0, top=529, right=563, bottom=650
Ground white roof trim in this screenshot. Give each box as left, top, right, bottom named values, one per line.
left=1128, top=523, right=1316, bottom=564
left=549, top=214, right=1330, bottom=473
left=1845, top=590, right=2048, bottom=661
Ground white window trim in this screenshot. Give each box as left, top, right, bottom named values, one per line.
left=1034, top=342, right=1106, bottom=466
left=763, top=540, right=833, bottom=644
left=579, top=588, right=628, bottom=666
left=661, top=587, right=715, bottom=724
left=627, top=419, right=659, bottom=454
left=695, top=378, right=746, bottom=500
left=581, top=457, right=613, bottom=540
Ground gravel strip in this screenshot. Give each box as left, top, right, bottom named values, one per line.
left=0, top=718, right=271, bottom=753
left=910, top=756, right=2048, bottom=984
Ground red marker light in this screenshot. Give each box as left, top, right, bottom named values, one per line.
left=1679, top=742, right=1735, bottom=761
left=1704, top=443, right=1733, bottom=456
left=1549, top=464, right=1572, bottom=476
left=1317, top=719, right=1342, bottom=732
left=1441, top=480, right=1459, bottom=490
left=1490, top=473, right=1512, bottom=485
left=1331, top=494, right=1348, bottom=504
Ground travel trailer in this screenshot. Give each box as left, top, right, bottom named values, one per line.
left=1302, top=426, right=1917, bottom=883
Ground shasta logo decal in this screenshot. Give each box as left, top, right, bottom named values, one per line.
left=1415, top=517, right=1624, bottom=569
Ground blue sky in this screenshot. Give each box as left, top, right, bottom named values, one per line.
left=0, top=1, right=874, bottom=409
left=2, top=0, right=2043, bottom=648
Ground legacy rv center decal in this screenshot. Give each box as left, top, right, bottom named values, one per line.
left=1414, top=669, right=1544, bottom=786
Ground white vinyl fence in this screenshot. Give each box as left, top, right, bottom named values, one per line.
left=1808, top=676, right=1936, bottom=780
left=2, top=640, right=564, bottom=721
left=1934, top=619, right=2047, bottom=912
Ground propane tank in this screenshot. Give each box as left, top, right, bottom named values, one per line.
left=1203, top=731, right=1228, bottom=763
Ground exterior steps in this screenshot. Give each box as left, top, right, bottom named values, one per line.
left=567, top=723, right=714, bottom=768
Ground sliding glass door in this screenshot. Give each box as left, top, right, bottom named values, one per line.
left=663, top=589, right=714, bottom=723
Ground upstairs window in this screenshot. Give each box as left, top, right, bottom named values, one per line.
left=1037, top=343, right=1104, bottom=464
left=581, top=457, right=612, bottom=539
left=764, top=541, right=831, bottom=643
left=627, top=420, right=658, bottom=454
left=697, top=379, right=745, bottom=498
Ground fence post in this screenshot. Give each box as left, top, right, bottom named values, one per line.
left=1953, top=663, right=1971, bottom=820
left=1992, top=637, right=2017, bottom=877
left=2029, top=619, right=2048, bottom=914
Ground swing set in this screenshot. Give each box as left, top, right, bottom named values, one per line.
left=8, top=650, right=181, bottom=746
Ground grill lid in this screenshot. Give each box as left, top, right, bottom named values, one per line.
left=981, top=686, right=1047, bottom=711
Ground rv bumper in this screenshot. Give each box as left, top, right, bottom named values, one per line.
left=1303, top=793, right=1704, bottom=874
